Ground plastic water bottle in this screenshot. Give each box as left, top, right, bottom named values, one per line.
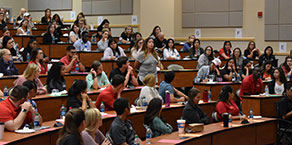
left=134, top=135, right=140, bottom=145
left=75, top=63, right=79, bottom=72
left=146, top=126, right=152, bottom=144
left=34, top=113, right=40, bottom=131
left=249, top=108, right=254, bottom=123
left=237, top=74, right=241, bottom=82
left=287, top=75, right=290, bottom=81
left=13, top=16, right=16, bottom=29
left=60, top=104, right=66, bottom=120
left=100, top=101, right=105, bottom=113
left=3, top=86, right=8, bottom=99
left=141, top=97, right=147, bottom=110
left=228, top=113, right=232, bottom=127
left=265, top=85, right=269, bottom=96
left=165, top=90, right=170, bottom=108
left=208, top=90, right=212, bottom=102
left=232, top=72, right=236, bottom=82
left=26, top=53, right=30, bottom=62
left=27, top=29, right=31, bottom=35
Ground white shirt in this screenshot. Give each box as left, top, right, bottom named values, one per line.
left=69, top=31, right=79, bottom=43
left=139, top=86, right=163, bottom=104
left=97, top=39, right=108, bottom=52
left=73, top=39, right=91, bottom=52
left=130, top=47, right=143, bottom=60
left=163, top=48, right=180, bottom=60
left=274, top=83, right=284, bottom=94
left=103, top=46, right=126, bottom=60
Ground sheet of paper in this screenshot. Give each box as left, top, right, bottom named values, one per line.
left=235, top=28, right=242, bottom=38
left=279, top=42, right=287, bottom=52
left=132, top=15, right=138, bottom=24
left=158, top=139, right=182, bottom=144
left=70, top=11, right=76, bottom=20
left=194, top=29, right=201, bottom=38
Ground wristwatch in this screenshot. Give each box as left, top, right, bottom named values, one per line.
left=21, top=109, right=27, bottom=113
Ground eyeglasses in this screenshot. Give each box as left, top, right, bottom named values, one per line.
left=71, top=51, right=77, bottom=54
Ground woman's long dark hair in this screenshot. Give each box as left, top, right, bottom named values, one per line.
left=52, top=14, right=63, bottom=27
left=223, top=41, right=232, bottom=56
left=261, top=61, right=273, bottom=77
left=263, top=46, right=274, bottom=57
left=150, top=26, right=161, bottom=37
left=99, top=19, right=109, bottom=28
left=47, top=62, right=64, bottom=84
left=218, top=85, right=233, bottom=102
left=68, top=80, right=87, bottom=99
left=144, top=98, right=163, bottom=126
left=204, top=46, right=214, bottom=61
left=271, top=67, right=287, bottom=84
left=166, top=38, right=176, bottom=51
left=242, top=59, right=252, bottom=75
left=108, top=38, right=121, bottom=56
left=57, top=108, right=85, bottom=145
left=3, top=36, right=12, bottom=49
left=223, top=58, right=238, bottom=72
left=30, top=47, right=46, bottom=71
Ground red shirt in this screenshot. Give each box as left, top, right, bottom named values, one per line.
left=0, top=97, right=33, bottom=127
left=240, top=74, right=263, bottom=98
left=219, top=48, right=231, bottom=60
left=28, top=61, right=47, bottom=74
left=216, top=100, right=240, bottom=121
left=95, top=85, right=118, bottom=111
left=60, top=55, right=77, bottom=72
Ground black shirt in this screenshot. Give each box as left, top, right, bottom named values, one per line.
left=109, top=68, right=133, bottom=86
left=259, top=54, right=277, bottom=67
left=42, top=32, right=61, bottom=44
left=244, top=49, right=259, bottom=60
left=221, top=69, right=235, bottom=82
left=0, top=58, right=19, bottom=76
left=47, top=78, right=66, bottom=93
left=58, top=134, right=82, bottom=145
left=183, top=101, right=210, bottom=124
left=109, top=117, right=136, bottom=145
left=0, top=21, right=6, bottom=30
left=120, top=32, right=133, bottom=42
left=41, top=16, right=51, bottom=25
left=66, top=97, right=82, bottom=111
left=279, top=95, right=292, bottom=121
left=154, top=38, right=167, bottom=48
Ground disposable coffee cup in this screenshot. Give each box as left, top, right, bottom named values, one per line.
left=177, top=119, right=186, bottom=134
left=223, top=113, right=229, bottom=127
left=0, top=122, right=4, bottom=140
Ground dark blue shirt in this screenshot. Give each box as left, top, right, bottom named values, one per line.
left=109, top=117, right=136, bottom=145
left=0, top=58, right=19, bottom=76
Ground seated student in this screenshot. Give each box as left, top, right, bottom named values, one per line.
left=261, top=61, right=273, bottom=81
left=57, top=109, right=85, bottom=145
left=103, top=38, right=126, bottom=60
left=41, top=8, right=51, bottom=24
left=154, top=32, right=167, bottom=53
left=244, top=41, right=260, bottom=60
left=97, top=19, right=110, bottom=37
left=281, top=57, right=292, bottom=77
left=22, top=80, right=38, bottom=111
left=109, top=56, right=138, bottom=87
left=14, top=63, right=47, bottom=95
left=279, top=84, right=292, bottom=121
left=189, top=39, right=204, bottom=59
left=182, top=35, right=195, bottom=52
left=22, top=38, right=38, bottom=62
left=97, top=30, right=109, bottom=52
left=86, top=61, right=110, bottom=90
left=215, top=85, right=246, bottom=121
left=221, top=58, right=239, bottom=82
left=150, top=26, right=161, bottom=39
left=81, top=108, right=111, bottom=145
left=42, top=23, right=60, bottom=44
left=239, top=59, right=252, bottom=80
left=17, top=19, right=32, bottom=35
left=109, top=98, right=139, bottom=145
left=130, top=32, right=142, bottom=49
left=66, top=80, right=95, bottom=111
left=219, top=41, right=232, bottom=60
left=52, top=14, right=64, bottom=28
left=232, top=47, right=244, bottom=70
left=183, top=88, right=210, bottom=124
left=197, top=46, right=214, bottom=69
left=0, top=85, right=42, bottom=131
left=120, top=25, right=133, bottom=44
left=144, top=98, right=173, bottom=137
left=23, top=13, right=34, bottom=29
left=78, top=18, right=90, bottom=35
left=28, top=48, right=47, bottom=74
left=268, top=68, right=287, bottom=95
left=3, top=36, right=16, bottom=57
left=240, top=67, right=263, bottom=97
left=60, top=46, right=85, bottom=73
left=0, top=28, right=11, bottom=49
left=158, top=71, right=188, bottom=103
left=46, top=62, right=66, bottom=93
left=194, top=58, right=221, bottom=83
left=0, top=12, right=6, bottom=30
left=0, top=49, right=18, bottom=76
left=0, top=90, right=3, bottom=99
left=74, top=31, right=91, bottom=52
left=69, top=24, right=80, bottom=43
left=129, top=38, right=144, bottom=60
left=74, top=12, right=85, bottom=25
left=16, top=8, right=26, bottom=24
left=259, top=46, right=277, bottom=67
left=163, top=38, right=180, bottom=60
left=138, top=74, right=162, bottom=105
left=95, top=75, right=125, bottom=111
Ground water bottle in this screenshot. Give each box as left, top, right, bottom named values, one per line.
left=208, top=90, right=212, bottom=102
left=228, top=113, right=232, bottom=127
left=288, top=75, right=290, bottom=81
left=60, top=104, right=66, bottom=120
left=34, top=113, right=40, bottom=132
left=52, top=35, right=55, bottom=43
left=146, top=126, right=152, bottom=144
left=165, top=90, right=170, bottom=108
left=3, top=86, right=8, bottom=99
left=232, top=72, right=236, bottom=82
left=100, top=101, right=105, bottom=113
left=141, top=97, right=147, bottom=110
left=249, top=108, right=254, bottom=123
left=236, top=74, right=241, bottom=82
left=26, top=53, right=30, bottom=62
left=75, top=63, right=79, bottom=72
left=13, top=16, right=16, bottom=29
left=134, top=135, right=140, bottom=145
left=265, top=85, right=269, bottom=96
left=27, top=29, right=31, bottom=35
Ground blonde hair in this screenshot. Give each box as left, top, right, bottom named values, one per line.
left=23, top=63, right=39, bottom=79
left=0, top=49, right=9, bottom=57
left=143, top=74, right=156, bottom=87
left=85, top=108, right=101, bottom=132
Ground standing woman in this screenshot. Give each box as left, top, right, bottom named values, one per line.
left=182, top=35, right=195, bottom=52
left=189, top=39, right=204, bottom=59
left=41, top=8, right=51, bottom=24
left=43, top=23, right=60, bottom=44
left=259, top=46, right=277, bottom=67
left=232, top=47, right=244, bottom=69
left=66, top=80, right=95, bottom=111
left=260, top=61, right=273, bottom=81
left=120, top=25, right=133, bottom=44
left=22, top=38, right=38, bottom=61
left=144, top=98, right=173, bottom=137
left=268, top=68, right=287, bottom=95
left=244, top=41, right=260, bottom=60
left=197, top=46, right=214, bottom=69
left=134, top=37, right=163, bottom=85
left=103, top=38, right=126, bottom=60
left=129, top=38, right=144, bottom=60
left=81, top=108, right=111, bottom=145
left=69, top=24, right=80, bottom=43
left=281, top=57, right=292, bottom=77
left=57, top=109, right=85, bottom=145
left=221, top=58, right=239, bottom=82
left=46, top=62, right=66, bottom=93
left=28, top=48, right=47, bottom=74
left=14, top=63, right=47, bottom=94
left=163, top=38, right=180, bottom=60
left=17, top=19, right=32, bottom=35
left=219, top=41, right=232, bottom=60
